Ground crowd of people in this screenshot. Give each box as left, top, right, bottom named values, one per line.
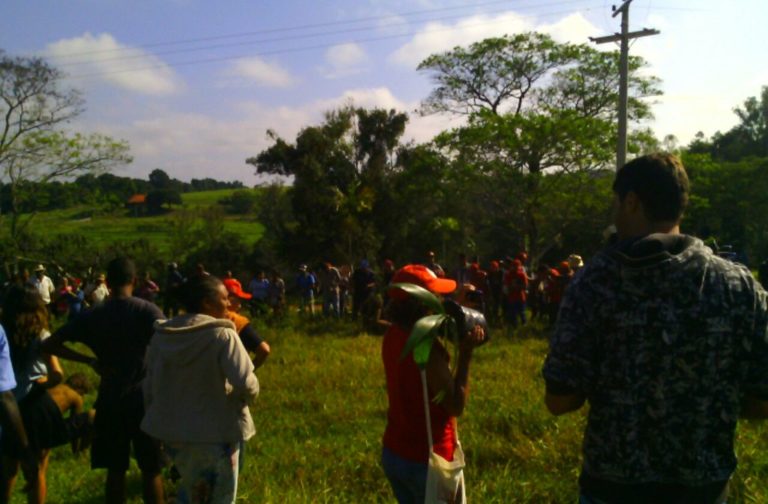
left=0, top=153, right=767, bottom=504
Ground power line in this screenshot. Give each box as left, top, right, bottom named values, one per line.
left=56, top=1, right=599, bottom=68
left=63, top=4, right=606, bottom=80
left=52, top=0, right=589, bottom=60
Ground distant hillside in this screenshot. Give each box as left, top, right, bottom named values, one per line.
left=29, top=188, right=265, bottom=254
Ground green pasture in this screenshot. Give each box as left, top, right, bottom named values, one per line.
left=15, top=189, right=264, bottom=254
left=11, top=316, right=768, bottom=503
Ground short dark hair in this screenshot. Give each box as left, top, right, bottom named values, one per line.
left=181, top=275, right=223, bottom=314
left=66, top=372, right=93, bottom=396
left=613, top=153, right=690, bottom=223
left=106, top=257, right=136, bottom=288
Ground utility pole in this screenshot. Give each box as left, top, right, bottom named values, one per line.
left=590, top=0, right=659, bottom=170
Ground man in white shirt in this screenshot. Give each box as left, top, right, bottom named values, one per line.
left=30, top=264, right=55, bottom=306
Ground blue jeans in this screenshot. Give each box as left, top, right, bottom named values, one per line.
left=381, top=447, right=427, bottom=504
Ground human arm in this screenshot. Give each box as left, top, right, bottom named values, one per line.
left=0, top=391, right=38, bottom=485
left=39, top=354, right=64, bottom=389
left=541, top=270, right=596, bottom=416
left=545, top=386, right=587, bottom=416
left=425, top=325, right=484, bottom=417
left=742, top=281, right=768, bottom=419
left=40, top=327, right=99, bottom=372
left=238, top=324, right=270, bottom=369
left=219, top=329, right=259, bottom=402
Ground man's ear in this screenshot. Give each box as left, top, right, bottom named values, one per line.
left=624, top=191, right=642, bottom=213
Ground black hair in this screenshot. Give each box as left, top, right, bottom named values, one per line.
left=2, top=285, right=48, bottom=371
left=613, top=153, right=690, bottom=223
left=66, top=372, right=93, bottom=396
left=106, top=257, right=136, bottom=288
left=386, top=297, right=430, bottom=329
left=181, top=275, right=223, bottom=314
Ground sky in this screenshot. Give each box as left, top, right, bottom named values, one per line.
left=2, top=0, right=767, bottom=185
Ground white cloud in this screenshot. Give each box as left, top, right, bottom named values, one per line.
left=45, top=33, right=181, bottom=95
left=76, top=87, right=460, bottom=184
left=538, top=13, right=599, bottom=44
left=228, top=56, right=296, bottom=88
left=320, top=43, right=369, bottom=79
left=389, top=11, right=601, bottom=68
left=650, top=93, right=739, bottom=144
left=324, top=43, right=368, bottom=74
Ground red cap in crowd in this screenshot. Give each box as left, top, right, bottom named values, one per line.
left=389, top=264, right=456, bottom=299
left=224, top=279, right=252, bottom=300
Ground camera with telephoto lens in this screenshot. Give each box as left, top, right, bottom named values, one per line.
left=442, top=299, right=490, bottom=345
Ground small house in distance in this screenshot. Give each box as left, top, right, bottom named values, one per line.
left=126, top=193, right=147, bottom=216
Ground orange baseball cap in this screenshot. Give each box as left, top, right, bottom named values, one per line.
left=389, top=264, right=456, bottom=299
left=224, top=279, right=252, bottom=300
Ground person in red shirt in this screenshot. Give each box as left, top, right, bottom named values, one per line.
left=504, top=259, right=529, bottom=328
left=381, top=265, right=484, bottom=504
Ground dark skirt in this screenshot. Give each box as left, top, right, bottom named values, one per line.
left=1, top=386, right=69, bottom=456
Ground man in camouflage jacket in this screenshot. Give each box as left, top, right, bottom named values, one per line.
left=542, top=153, right=768, bottom=504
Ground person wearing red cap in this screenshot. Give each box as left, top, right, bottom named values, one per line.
left=487, top=260, right=503, bottom=323
left=504, top=259, right=529, bottom=329
left=381, top=264, right=484, bottom=503
left=224, top=282, right=271, bottom=370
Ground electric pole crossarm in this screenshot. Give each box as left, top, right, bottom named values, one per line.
left=590, top=29, right=660, bottom=45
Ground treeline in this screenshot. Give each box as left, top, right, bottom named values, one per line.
left=245, top=80, right=768, bottom=269
left=2, top=35, right=767, bottom=281
left=0, top=168, right=243, bottom=214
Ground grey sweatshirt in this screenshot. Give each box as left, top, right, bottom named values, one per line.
left=141, top=313, right=259, bottom=443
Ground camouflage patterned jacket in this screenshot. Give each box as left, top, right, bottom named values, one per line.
left=543, top=233, right=768, bottom=485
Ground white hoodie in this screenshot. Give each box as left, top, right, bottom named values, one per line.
left=141, top=314, right=259, bottom=443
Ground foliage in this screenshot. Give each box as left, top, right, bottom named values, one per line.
left=683, top=153, right=768, bottom=262
left=146, top=188, right=182, bottom=213
left=247, top=106, right=408, bottom=265
left=220, top=189, right=259, bottom=215
left=0, top=51, right=133, bottom=241
left=417, top=32, right=660, bottom=119
left=690, top=86, right=768, bottom=161
left=415, top=32, right=659, bottom=260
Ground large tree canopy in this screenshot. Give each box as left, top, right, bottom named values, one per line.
left=0, top=50, right=131, bottom=240
left=418, top=32, right=660, bottom=258
left=417, top=32, right=660, bottom=120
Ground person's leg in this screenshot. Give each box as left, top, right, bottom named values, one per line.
left=28, top=450, right=49, bottom=504
left=133, top=419, right=165, bottom=504
left=1, top=456, right=19, bottom=504
left=381, top=447, right=427, bottom=504
left=91, top=407, right=130, bottom=504
left=105, top=470, right=126, bottom=504
left=169, top=442, right=239, bottom=504
left=140, top=471, right=164, bottom=504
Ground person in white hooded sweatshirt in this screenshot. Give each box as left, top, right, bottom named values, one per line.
left=141, top=275, right=259, bottom=504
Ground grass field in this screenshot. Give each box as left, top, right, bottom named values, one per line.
left=16, top=189, right=265, bottom=254
left=9, top=315, right=768, bottom=503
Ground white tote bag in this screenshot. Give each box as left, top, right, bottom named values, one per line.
left=421, top=370, right=467, bottom=504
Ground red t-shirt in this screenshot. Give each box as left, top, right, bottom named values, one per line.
left=505, top=269, right=528, bottom=303
left=382, top=324, right=457, bottom=462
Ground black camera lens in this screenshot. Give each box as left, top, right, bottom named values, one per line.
left=443, top=299, right=490, bottom=345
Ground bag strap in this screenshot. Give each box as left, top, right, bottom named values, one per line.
left=420, top=369, right=434, bottom=453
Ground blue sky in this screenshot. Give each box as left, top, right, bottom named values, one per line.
left=2, top=0, right=766, bottom=184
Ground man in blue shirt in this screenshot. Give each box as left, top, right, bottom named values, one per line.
left=0, top=326, right=38, bottom=492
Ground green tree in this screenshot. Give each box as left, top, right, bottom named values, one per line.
left=710, top=86, right=768, bottom=161
left=418, top=32, right=660, bottom=258
left=0, top=51, right=131, bottom=241
left=148, top=168, right=172, bottom=190
left=247, top=106, right=408, bottom=263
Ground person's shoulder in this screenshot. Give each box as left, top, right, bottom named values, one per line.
left=117, top=296, right=165, bottom=318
